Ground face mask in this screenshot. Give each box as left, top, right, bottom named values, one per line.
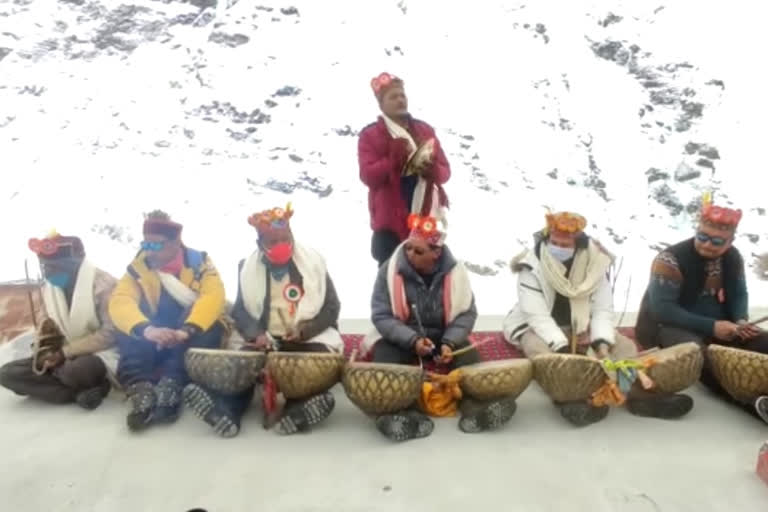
left=46, top=272, right=70, bottom=288
left=265, top=242, right=293, bottom=266
left=548, top=244, right=575, bottom=263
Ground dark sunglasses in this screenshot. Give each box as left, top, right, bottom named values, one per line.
left=407, top=244, right=442, bottom=256
left=141, top=240, right=166, bottom=252
left=696, top=231, right=729, bottom=247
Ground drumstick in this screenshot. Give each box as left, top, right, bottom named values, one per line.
left=748, top=315, right=768, bottom=327
left=450, top=338, right=494, bottom=357
left=277, top=309, right=294, bottom=337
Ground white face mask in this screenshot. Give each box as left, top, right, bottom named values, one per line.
left=548, top=244, right=575, bottom=263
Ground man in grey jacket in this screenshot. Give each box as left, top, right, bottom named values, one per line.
left=366, top=214, right=516, bottom=441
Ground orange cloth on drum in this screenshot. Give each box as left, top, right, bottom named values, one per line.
left=419, top=369, right=463, bottom=417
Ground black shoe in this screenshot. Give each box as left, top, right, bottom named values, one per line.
left=627, top=394, right=693, bottom=419
left=375, top=410, right=434, bottom=442
left=755, top=396, right=768, bottom=425
left=276, top=391, right=335, bottom=435
left=459, top=397, right=517, bottom=433
left=154, top=377, right=183, bottom=424
left=183, top=384, right=240, bottom=438
left=75, top=380, right=111, bottom=410
left=560, top=401, right=610, bottom=427
left=126, top=381, right=156, bottom=432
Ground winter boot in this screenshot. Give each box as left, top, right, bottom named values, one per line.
left=275, top=391, right=335, bottom=435
left=154, top=377, right=183, bottom=424
left=183, top=383, right=240, bottom=438
left=375, top=409, right=434, bottom=442
left=459, top=396, right=517, bottom=433
left=560, top=401, right=610, bottom=426
left=627, top=393, right=693, bottom=419
left=126, top=381, right=156, bottom=432
left=75, top=379, right=111, bottom=410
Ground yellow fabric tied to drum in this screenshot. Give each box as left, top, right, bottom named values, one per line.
left=419, top=370, right=463, bottom=417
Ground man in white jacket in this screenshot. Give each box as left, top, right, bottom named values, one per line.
left=503, top=211, right=693, bottom=425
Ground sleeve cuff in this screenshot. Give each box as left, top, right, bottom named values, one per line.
left=131, top=322, right=150, bottom=339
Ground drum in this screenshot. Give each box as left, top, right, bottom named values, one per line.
left=532, top=354, right=605, bottom=403
left=342, top=361, right=424, bottom=415
left=460, top=359, right=533, bottom=401
left=185, top=348, right=267, bottom=395
left=266, top=351, right=346, bottom=399
left=637, top=342, right=703, bottom=393
left=709, top=344, right=768, bottom=402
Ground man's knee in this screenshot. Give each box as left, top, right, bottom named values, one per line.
left=656, top=326, right=704, bottom=348
left=0, top=359, right=32, bottom=391
left=190, top=323, right=224, bottom=350
left=57, top=356, right=107, bottom=389
left=372, top=340, right=414, bottom=365
left=519, top=330, right=554, bottom=359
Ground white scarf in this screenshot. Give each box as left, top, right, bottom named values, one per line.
left=239, top=244, right=342, bottom=351
left=42, top=260, right=99, bottom=340
left=381, top=114, right=447, bottom=226
left=538, top=240, right=613, bottom=335
left=240, top=244, right=327, bottom=325
left=361, top=243, right=473, bottom=353
left=157, top=272, right=199, bottom=308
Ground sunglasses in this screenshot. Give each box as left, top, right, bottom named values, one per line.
left=407, top=244, right=442, bottom=256
left=141, top=240, right=166, bottom=252
left=696, top=231, right=730, bottom=247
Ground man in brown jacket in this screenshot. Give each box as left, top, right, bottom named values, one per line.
left=0, top=234, right=118, bottom=409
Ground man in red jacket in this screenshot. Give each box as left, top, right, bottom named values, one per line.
left=358, top=72, right=451, bottom=266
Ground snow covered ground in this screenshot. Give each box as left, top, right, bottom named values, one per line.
left=1, top=0, right=767, bottom=319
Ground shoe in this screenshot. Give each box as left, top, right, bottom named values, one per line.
left=183, top=384, right=240, bottom=438
left=154, top=377, right=183, bottom=424
left=459, top=397, right=517, bottom=433
left=560, top=401, right=609, bottom=426
left=754, top=396, right=768, bottom=425
left=626, top=393, right=693, bottom=419
left=375, top=410, right=434, bottom=442
left=275, top=391, right=335, bottom=435
left=75, top=380, right=111, bottom=410
left=126, top=381, right=156, bottom=432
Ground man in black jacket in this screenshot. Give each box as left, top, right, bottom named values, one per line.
left=636, top=202, right=768, bottom=422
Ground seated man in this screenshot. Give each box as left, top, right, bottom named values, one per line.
left=109, top=211, right=226, bottom=432
left=503, top=211, right=692, bottom=425
left=636, top=201, right=768, bottom=422
left=364, top=214, right=516, bottom=441
left=0, top=233, right=117, bottom=409
left=184, top=204, right=343, bottom=437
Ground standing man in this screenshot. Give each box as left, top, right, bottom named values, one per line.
left=359, top=72, right=451, bottom=266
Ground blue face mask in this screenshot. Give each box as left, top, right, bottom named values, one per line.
left=45, top=272, right=70, bottom=288
left=548, top=244, right=575, bottom=263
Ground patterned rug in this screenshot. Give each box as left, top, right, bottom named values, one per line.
left=341, top=326, right=637, bottom=366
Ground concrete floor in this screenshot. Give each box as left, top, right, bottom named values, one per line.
left=2, top=324, right=768, bottom=512
left=1, top=378, right=767, bottom=511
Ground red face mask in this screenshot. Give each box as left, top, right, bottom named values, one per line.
left=265, top=242, right=293, bottom=265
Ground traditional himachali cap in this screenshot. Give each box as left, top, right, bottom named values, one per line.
left=143, top=210, right=183, bottom=239
left=700, top=192, right=742, bottom=229
left=544, top=211, right=587, bottom=235
left=248, top=202, right=294, bottom=237
left=371, top=72, right=404, bottom=101
left=407, top=213, right=446, bottom=247
left=28, top=231, right=85, bottom=260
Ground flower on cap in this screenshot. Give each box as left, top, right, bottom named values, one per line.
left=545, top=211, right=587, bottom=234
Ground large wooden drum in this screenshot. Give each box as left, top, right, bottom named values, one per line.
left=709, top=344, right=768, bottom=402
left=532, top=354, right=605, bottom=403
left=638, top=342, right=703, bottom=393
left=342, top=361, right=424, bottom=415
left=460, top=359, right=533, bottom=401
left=266, top=351, right=346, bottom=399
left=185, top=348, right=267, bottom=395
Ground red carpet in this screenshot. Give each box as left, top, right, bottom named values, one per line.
left=341, top=327, right=637, bottom=366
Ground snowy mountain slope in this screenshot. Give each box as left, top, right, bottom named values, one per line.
left=1, top=0, right=766, bottom=317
